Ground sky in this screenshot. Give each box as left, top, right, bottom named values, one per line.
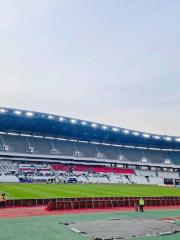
left=0, top=0, right=180, bottom=136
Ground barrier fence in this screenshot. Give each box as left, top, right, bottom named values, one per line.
left=46, top=196, right=180, bottom=210
left=6, top=198, right=56, bottom=207
left=5, top=196, right=180, bottom=209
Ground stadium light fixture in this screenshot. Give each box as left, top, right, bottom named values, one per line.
left=136, top=146, right=148, bottom=149
left=164, top=137, right=171, bottom=141
left=21, top=134, right=32, bottom=137
left=91, top=123, right=97, bottom=127
left=175, top=138, right=180, bottom=141
left=48, top=116, right=54, bottom=119
left=26, top=112, right=34, bottom=116
left=149, top=148, right=160, bottom=150
left=142, top=134, right=150, bottom=138
left=45, top=136, right=55, bottom=139
left=59, top=117, right=64, bottom=121
left=0, top=132, right=7, bottom=134
left=112, top=128, right=119, bottom=131
left=0, top=109, right=6, bottom=113
left=132, top=132, right=139, bottom=136
left=81, top=121, right=87, bottom=125
left=153, top=136, right=160, bottom=139
left=161, top=148, right=173, bottom=151
left=102, top=126, right=108, bottom=129
left=33, top=135, right=44, bottom=138
left=14, top=111, right=22, bottom=115
left=124, top=145, right=135, bottom=148
left=112, top=144, right=123, bottom=147
left=90, top=142, right=100, bottom=144
left=8, top=133, right=19, bottom=136
left=70, top=119, right=77, bottom=123
left=123, top=130, right=129, bottom=134
left=57, top=138, right=67, bottom=141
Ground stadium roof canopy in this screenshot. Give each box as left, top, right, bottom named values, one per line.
left=1, top=107, right=180, bottom=149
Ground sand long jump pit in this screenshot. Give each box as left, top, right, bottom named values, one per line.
left=66, top=218, right=180, bottom=239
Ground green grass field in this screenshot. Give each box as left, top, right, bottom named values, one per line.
left=0, top=183, right=180, bottom=199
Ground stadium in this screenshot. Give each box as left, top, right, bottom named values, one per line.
left=1, top=107, right=180, bottom=239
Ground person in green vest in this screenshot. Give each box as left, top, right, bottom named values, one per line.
left=139, top=197, right=144, bottom=212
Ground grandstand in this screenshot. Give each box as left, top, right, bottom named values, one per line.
left=0, top=107, right=180, bottom=186
left=2, top=107, right=180, bottom=240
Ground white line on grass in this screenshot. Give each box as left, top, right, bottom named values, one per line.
left=0, top=189, right=10, bottom=194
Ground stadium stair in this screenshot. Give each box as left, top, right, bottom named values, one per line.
left=25, top=137, right=38, bottom=154
left=49, top=165, right=61, bottom=182
left=111, top=168, right=115, bottom=174
left=125, top=175, right=131, bottom=183
left=34, top=165, right=40, bottom=176
left=0, top=134, right=13, bottom=152
left=146, top=176, right=150, bottom=182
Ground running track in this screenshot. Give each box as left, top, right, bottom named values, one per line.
left=1, top=205, right=180, bottom=219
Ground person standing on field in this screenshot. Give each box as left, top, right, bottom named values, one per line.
left=139, top=197, right=144, bottom=212
left=0, top=194, right=6, bottom=208
left=0, top=194, right=4, bottom=208
left=3, top=193, right=7, bottom=208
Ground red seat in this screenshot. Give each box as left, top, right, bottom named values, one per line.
left=91, top=167, right=112, bottom=173
left=113, top=168, right=134, bottom=174
left=51, top=165, right=69, bottom=171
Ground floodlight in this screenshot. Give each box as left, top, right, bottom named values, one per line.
left=149, top=148, right=160, bottom=150
left=70, top=119, right=77, bottom=123
left=45, top=137, right=55, bottom=139
left=0, top=109, right=6, bottom=113
left=112, top=144, right=123, bottom=147
left=143, top=134, right=150, bottom=138
left=91, top=123, right=97, bottom=127
left=81, top=122, right=87, bottom=125
left=59, top=117, right=64, bottom=121
left=90, top=142, right=100, bottom=144
left=123, top=130, right=129, bottom=134
left=164, top=137, right=171, bottom=141
left=33, top=135, right=44, bottom=138
left=136, top=146, right=148, bottom=149
left=21, top=134, right=32, bottom=137
left=14, top=111, right=21, bottom=115
left=8, top=133, right=19, bottom=136
left=26, top=112, right=34, bottom=116
left=132, top=132, right=139, bottom=136
left=176, top=138, right=180, bottom=141
left=102, top=126, right=108, bottom=129
left=161, top=148, right=173, bottom=151
left=48, top=116, right=54, bottom=119
left=124, top=145, right=135, bottom=148
left=153, top=136, right=160, bottom=139
left=112, top=128, right=119, bottom=131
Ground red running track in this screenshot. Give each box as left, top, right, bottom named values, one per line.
left=1, top=205, right=180, bottom=219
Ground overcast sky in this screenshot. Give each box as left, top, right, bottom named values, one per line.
left=0, top=0, right=180, bottom=136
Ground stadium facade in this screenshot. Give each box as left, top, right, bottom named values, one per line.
left=0, top=107, right=180, bottom=185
